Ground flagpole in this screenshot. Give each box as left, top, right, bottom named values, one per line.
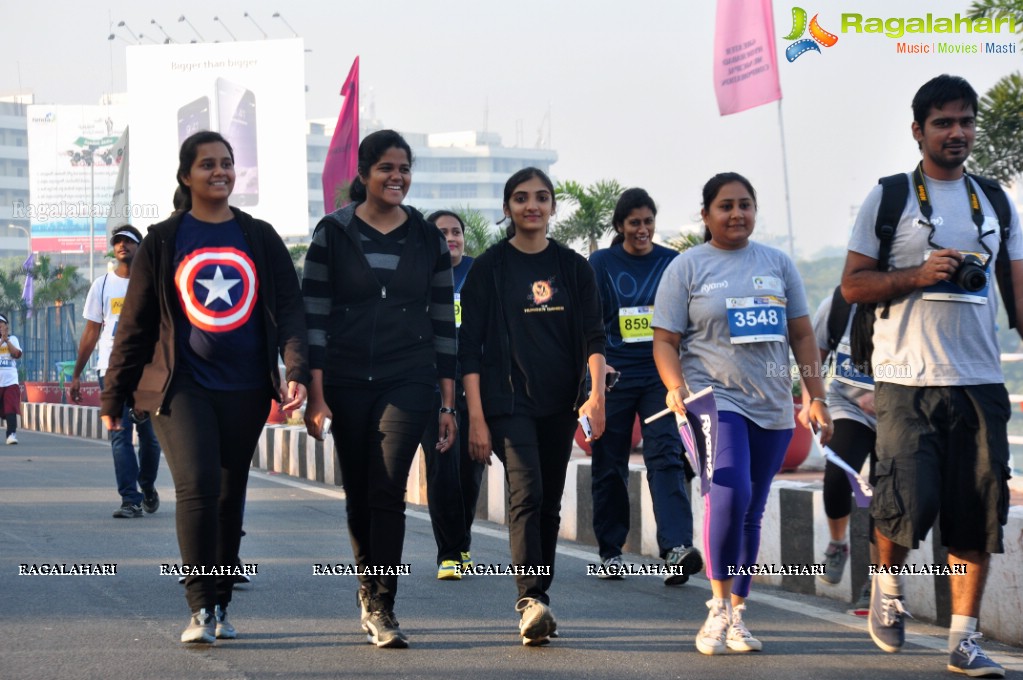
left=777, top=100, right=795, bottom=258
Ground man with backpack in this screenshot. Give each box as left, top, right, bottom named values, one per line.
left=841, top=74, right=1021, bottom=678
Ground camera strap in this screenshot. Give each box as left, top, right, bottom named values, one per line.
left=912, top=162, right=987, bottom=237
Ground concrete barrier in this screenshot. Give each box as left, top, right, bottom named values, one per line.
left=25, top=402, right=1023, bottom=647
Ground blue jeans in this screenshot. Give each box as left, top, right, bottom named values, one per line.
left=99, top=375, right=161, bottom=505
left=590, top=373, right=695, bottom=560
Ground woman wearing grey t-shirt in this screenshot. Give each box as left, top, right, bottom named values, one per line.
left=652, top=172, right=832, bottom=656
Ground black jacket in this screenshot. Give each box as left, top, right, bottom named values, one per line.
left=302, top=203, right=456, bottom=384
left=101, top=208, right=309, bottom=417
left=457, top=238, right=604, bottom=418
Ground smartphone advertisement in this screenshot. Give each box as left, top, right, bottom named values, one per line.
left=126, top=39, right=307, bottom=236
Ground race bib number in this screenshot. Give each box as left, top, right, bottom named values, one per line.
left=834, top=341, right=874, bottom=389
left=454, top=293, right=462, bottom=328
left=618, top=305, right=653, bottom=343
left=110, top=296, right=125, bottom=316
left=921, top=249, right=989, bottom=304
left=726, top=296, right=786, bottom=344
left=0, top=358, right=12, bottom=368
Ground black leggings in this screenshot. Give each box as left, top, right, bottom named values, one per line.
left=152, top=372, right=270, bottom=613
left=823, top=418, right=876, bottom=520
left=325, top=380, right=433, bottom=611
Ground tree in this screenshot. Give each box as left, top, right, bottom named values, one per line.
left=552, top=179, right=624, bottom=253
left=27, top=255, right=89, bottom=308
left=665, top=230, right=704, bottom=253
left=968, top=1, right=1023, bottom=181
left=456, top=206, right=503, bottom=257
left=289, top=244, right=309, bottom=279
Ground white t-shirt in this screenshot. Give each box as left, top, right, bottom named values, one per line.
left=82, top=272, right=130, bottom=376
left=811, top=294, right=876, bottom=431
left=0, top=335, right=22, bottom=387
left=652, top=240, right=809, bottom=430
left=847, top=173, right=1023, bottom=386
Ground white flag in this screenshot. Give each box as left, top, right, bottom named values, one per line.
left=106, top=127, right=130, bottom=232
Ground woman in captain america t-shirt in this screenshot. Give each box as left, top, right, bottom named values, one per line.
left=101, top=130, right=309, bottom=645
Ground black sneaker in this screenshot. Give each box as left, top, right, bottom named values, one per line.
left=365, top=609, right=409, bottom=648
left=233, top=559, right=252, bottom=585
left=112, top=502, right=143, bottom=518
left=141, top=487, right=160, bottom=514
left=664, top=545, right=703, bottom=586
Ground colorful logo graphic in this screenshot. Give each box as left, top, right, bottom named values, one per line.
left=175, top=247, right=259, bottom=332
left=529, top=278, right=556, bottom=306
left=784, top=7, right=839, bottom=62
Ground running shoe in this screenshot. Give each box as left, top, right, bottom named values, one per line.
left=214, top=605, right=236, bottom=640
left=818, top=541, right=849, bottom=585
left=357, top=586, right=371, bottom=633
left=460, top=551, right=474, bottom=569
left=664, top=545, right=703, bottom=586
left=365, top=609, right=409, bottom=648
left=596, top=555, right=626, bottom=580
left=112, top=502, right=142, bottom=518
left=141, top=487, right=160, bottom=514
left=850, top=580, right=871, bottom=616
left=181, top=608, right=215, bottom=644
left=515, top=597, right=557, bottom=643
left=437, top=559, right=462, bottom=580
left=6, top=433, right=17, bottom=445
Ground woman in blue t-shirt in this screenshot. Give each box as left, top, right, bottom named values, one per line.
left=588, top=188, right=703, bottom=585
left=101, top=131, right=309, bottom=645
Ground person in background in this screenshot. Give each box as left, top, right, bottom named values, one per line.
left=101, top=130, right=309, bottom=645
left=652, top=172, right=831, bottom=655
left=303, top=129, right=457, bottom=649
left=588, top=188, right=702, bottom=585
left=459, top=167, right=606, bottom=646
left=0, top=313, right=23, bottom=445
left=422, top=209, right=485, bottom=580
left=801, top=287, right=877, bottom=612
left=70, top=224, right=161, bottom=519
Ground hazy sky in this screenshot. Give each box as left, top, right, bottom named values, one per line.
left=2, top=0, right=1019, bottom=258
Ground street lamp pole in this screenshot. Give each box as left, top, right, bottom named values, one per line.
left=7, top=223, right=30, bottom=257
left=89, top=144, right=97, bottom=284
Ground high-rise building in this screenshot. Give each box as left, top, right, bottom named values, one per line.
left=0, top=95, right=32, bottom=257
left=307, top=121, right=557, bottom=229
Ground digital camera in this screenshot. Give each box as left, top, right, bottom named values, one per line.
left=952, top=254, right=988, bottom=293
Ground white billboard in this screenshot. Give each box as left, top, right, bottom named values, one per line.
left=24, top=105, right=129, bottom=253
left=126, top=39, right=307, bottom=237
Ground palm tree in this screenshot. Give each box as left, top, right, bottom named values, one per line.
left=456, top=206, right=502, bottom=257
left=968, top=0, right=1023, bottom=181
left=665, top=230, right=705, bottom=253
left=552, top=179, right=624, bottom=253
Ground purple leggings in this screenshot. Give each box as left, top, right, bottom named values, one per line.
left=703, top=411, right=792, bottom=597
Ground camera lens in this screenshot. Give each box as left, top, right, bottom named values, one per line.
left=954, top=256, right=988, bottom=293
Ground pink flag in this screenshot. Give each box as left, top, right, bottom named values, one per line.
left=322, top=56, right=360, bottom=213
left=713, top=0, right=781, bottom=116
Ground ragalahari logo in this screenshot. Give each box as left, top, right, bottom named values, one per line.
left=784, top=7, right=839, bottom=62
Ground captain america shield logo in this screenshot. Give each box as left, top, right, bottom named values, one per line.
left=175, top=248, right=259, bottom=332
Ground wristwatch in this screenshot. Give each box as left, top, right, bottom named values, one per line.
left=439, top=406, right=456, bottom=415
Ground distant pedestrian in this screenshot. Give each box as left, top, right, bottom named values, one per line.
left=0, top=313, right=23, bottom=445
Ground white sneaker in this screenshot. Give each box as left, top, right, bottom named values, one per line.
left=726, top=603, right=762, bottom=652
left=696, top=599, right=731, bottom=655
left=6, top=433, right=17, bottom=445
left=515, top=597, right=557, bottom=643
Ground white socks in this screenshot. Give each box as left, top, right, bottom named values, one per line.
left=949, top=615, right=977, bottom=652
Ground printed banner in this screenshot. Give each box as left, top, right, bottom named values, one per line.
left=713, top=0, right=782, bottom=115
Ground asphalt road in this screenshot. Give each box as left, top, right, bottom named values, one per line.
left=1, top=430, right=1021, bottom=680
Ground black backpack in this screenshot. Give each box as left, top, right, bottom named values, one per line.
left=848, top=171, right=1015, bottom=376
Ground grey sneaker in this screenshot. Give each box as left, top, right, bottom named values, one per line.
left=181, top=608, right=215, bottom=644
left=112, top=502, right=143, bottom=518
left=868, top=574, right=910, bottom=653
left=596, top=555, right=626, bottom=580
left=515, top=597, right=557, bottom=643
left=851, top=580, right=871, bottom=614
left=365, top=609, right=409, bottom=648
left=818, top=541, right=849, bottom=585
left=664, top=545, right=703, bottom=586
left=214, top=605, right=236, bottom=639
left=947, top=632, right=1005, bottom=677
left=141, top=487, right=160, bottom=514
